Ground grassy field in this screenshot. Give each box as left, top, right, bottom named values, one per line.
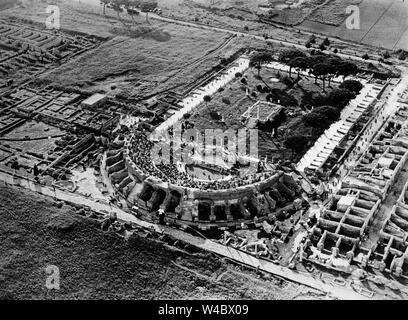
left=3, top=0, right=272, bottom=99
left=0, top=0, right=18, bottom=11
left=39, top=28, right=226, bottom=94
left=37, top=31, right=265, bottom=99
left=0, top=183, right=325, bottom=299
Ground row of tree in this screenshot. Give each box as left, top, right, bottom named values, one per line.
left=100, top=0, right=158, bottom=24
left=285, top=78, right=363, bottom=155
left=280, top=49, right=358, bottom=91
left=249, top=49, right=359, bottom=92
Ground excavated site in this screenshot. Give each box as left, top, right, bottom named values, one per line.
left=2, top=0, right=408, bottom=301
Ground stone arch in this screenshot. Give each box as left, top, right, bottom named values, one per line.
left=148, top=188, right=167, bottom=211
left=198, top=200, right=213, bottom=221
left=247, top=197, right=259, bottom=217
left=139, top=183, right=155, bottom=202
left=230, top=202, right=243, bottom=220
left=214, top=204, right=227, bottom=221
left=166, top=190, right=182, bottom=212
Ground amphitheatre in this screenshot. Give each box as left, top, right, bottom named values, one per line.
left=2, top=0, right=408, bottom=302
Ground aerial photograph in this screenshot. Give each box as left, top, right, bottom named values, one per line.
left=1, top=0, right=408, bottom=308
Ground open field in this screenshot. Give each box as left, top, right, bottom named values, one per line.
left=299, top=0, right=408, bottom=51
left=39, top=29, right=229, bottom=98
left=0, top=0, right=18, bottom=11
left=3, top=0, right=273, bottom=99
left=38, top=32, right=271, bottom=99
left=0, top=183, right=324, bottom=299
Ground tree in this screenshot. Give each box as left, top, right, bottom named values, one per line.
left=311, top=62, right=331, bottom=91
left=249, top=51, right=273, bottom=77
left=289, top=56, right=310, bottom=80
left=100, top=0, right=110, bottom=15
left=103, top=0, right=153, bottom=29
left=279, top=49, right=306, bottom=64
left=203, top=95, right=212, bottom=108
left=303, top=112, right=331, bottom=134
left=312, top=106, right=340, bottom=122
left=323, top=37, right=330, bottom=46
left=279, top=49, right=307, bottom=78
left=340, top=79, right=363, bottom=94
left=285, top=135, right=309, bottom=154
left=336, top=61, right=358, bottom=80
left=327, top=88, right=356, bottom=109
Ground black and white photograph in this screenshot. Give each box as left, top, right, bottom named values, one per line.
left=1, top=0, right=408, bottom=309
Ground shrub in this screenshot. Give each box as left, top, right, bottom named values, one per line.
left=319, top=43, right=326, bottom=51
left=285, top=135, right=309, bottom=154
left=222, top=97, right=231, bottom=105
left=397, top=50, right=408, bottom=61
left=281, top=75, right=294, bottom=87
left=309, top=35, right=316, bottom=44
left=362, top=53, right=370, bottom=60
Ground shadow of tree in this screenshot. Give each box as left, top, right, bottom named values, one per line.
left=109, top=25, right=171, bottom=42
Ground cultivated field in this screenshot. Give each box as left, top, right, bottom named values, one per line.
left=299, top=0, right=408, bottom=51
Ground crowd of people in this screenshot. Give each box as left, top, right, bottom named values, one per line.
left=129, top=130, right=276, bottom=190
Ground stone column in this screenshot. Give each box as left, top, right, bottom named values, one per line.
left=225, top=200, right=233, bottom=221
left=160, top=191, right=173, bottom=212
left=209, top=203, right=216, bottom=222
